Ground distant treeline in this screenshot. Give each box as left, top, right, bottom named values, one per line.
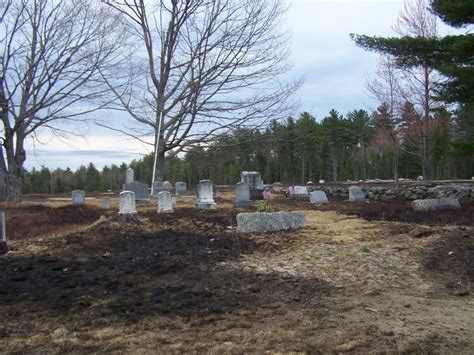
left=19, top=109, right=474, bottom=194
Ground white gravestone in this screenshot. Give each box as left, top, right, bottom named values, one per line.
left=175, top=181, right=187, bottom=196
left=119, top=191, right=137, bottom=214
left=348, top=186, right=366, bottom=202
left=125, top=168, right=134, bottom=184
left=234, top=182, right=252, bottom=208
left=195, top=180, right=216, bottom=209
left=123, top=181, right=149, bottom=202
left=71, top=190, right=85, bottom=205
left=158, top=191, right=174, bottom=213
left=102, top=196, right=110, bottom=210
left=293, top=186, right=309, bottom=198
left=310, top=190, right=329, bottom=204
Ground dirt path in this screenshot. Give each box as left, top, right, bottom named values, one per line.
left=0, top=199, right=473, bottom=353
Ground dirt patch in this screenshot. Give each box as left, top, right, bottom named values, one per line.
left=2, top=204, right=104, bottom=241
left=0, top=195, right=473, bottom=353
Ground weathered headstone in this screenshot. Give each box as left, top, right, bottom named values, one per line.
left=71, top=190, right=85, bottom=205
left=163, top=181, right=173, bottom=191
left=348, top=186, right=366, bottom=202
left=157, top=191, right=174, bottom=213
left=125, top=168, right=134, bottom=184
left=195, top=180, right=216, bottom=209
left=310, top=190, right=329, bottom=204
left=119, top=191, right=137, bottom=214
left=123, top=181, right=149, bottom=202
left=293, top=186, right=309, bottom=198
left=234, top=182, right=252, bottom=208
left=412, top=198, right=461, bottom=212
left=241, top=171, right=264, bottom=200
left=151, top=181, right=166, bottom=198
left=175, top=181, right=187, bottom=196
left=319, top=179, right=325, bottom=184
left=0, top=211, right=7, bottom=254
left=102, top=196, right=110, bottom=210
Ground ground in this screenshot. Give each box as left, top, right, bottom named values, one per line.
left=1, top=191, right=473, bottom=353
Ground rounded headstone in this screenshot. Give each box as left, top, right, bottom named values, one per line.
left=119, top=191, right=137, bottom=214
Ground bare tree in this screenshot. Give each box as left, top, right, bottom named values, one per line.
left=393, top=0, right=442, bottom=179
left=102, top=0, right=299, bottom=184
left=0, top=0, right=123, bottom=201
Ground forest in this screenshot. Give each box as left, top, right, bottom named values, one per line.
left=19, top=105, right=473, bottom=194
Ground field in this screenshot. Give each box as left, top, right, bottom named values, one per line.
left=1, top=191, right=473, bottom=353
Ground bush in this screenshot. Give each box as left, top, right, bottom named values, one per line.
left=256, top=200, right=274, bottom=212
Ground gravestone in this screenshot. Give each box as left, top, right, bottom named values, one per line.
left=310, top=190, right=329, bottom=204
left=319, top=180, right=325, bottom=184
left=125, top=168, right=134, bottom=184
left=157, top=191, right=174, bottom=213
left=0, top=211, right=7, bottom=254
left=175, top=181, right=187, bottom=196
left=348, top=186, right=366, bottom=202
left=195, top=180, right=216, bottom=209
left=241, top=171, right=264, bottom=200
left=151, top=181, right=166, bottom=198
left=102, top=196, right=110, bottom=210
left=412, top=198, right=461, bottom=212
left=71, top=190, right=85, bottom=205
left=119, top=191, right=136, bottom=214
left=123, top=181, right=149, bottom=202
left=163, top=181, right=173, bottom=191
left=293, top=186, right=309, bottom=198
left=234, top=182, right=252, bottom=208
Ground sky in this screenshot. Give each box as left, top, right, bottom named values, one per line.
left=24, top=0, right=409, bottom=170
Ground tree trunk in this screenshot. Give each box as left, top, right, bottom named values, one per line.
left=332, top=154, right=338, bottom=182
left=5, top=172, right=22, bottom=202
left=154, top=150, right=166, bottom=183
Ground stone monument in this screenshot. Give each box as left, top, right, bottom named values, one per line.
left=348, top=186, right=366, bottom=202
left=310, top=190, right=329, bottom=204
left=151, top=181, right=166, bottom=198
left=125, top=168, right=134, bottom=184
left=119, top=191, right=137, bottom=214
left=102, top=196, right=110, bottom=210
left=163, top=181, right=173, bottom=191
left=241, top=171, right=264, bottom=200
left=234, top=182, right=253, bottom=208
left=175, top=181, right=187, bottom=196
left=71, top=190, right=85, bottom=205
left=195, top=180, right=216, bottom=209
left=157, top=191, right=174, bottom=213
left=123, top=181, right=149, bottom=202
left=293, top=186, right=309, bottom=198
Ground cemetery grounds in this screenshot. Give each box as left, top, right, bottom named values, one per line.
left=0, top=190, right=473, bottom=353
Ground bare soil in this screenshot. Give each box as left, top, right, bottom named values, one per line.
left=0, top=193, right=473, bottom=353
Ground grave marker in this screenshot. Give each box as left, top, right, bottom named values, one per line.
left=195, top=180, right=216, bottom=209
left=71, top=190, right=85, bottom=205
left=310, top=190, right=329, bottom=204
left=234, top=182, right=252, bottom=208
left=123, top=181, right=149, bottom=202
left=157, top=191, right=174, bottom=213
left=102, top=196, right=110, bottom=210
left=348, top=186, right=366, bottom=202
left=119, top=191, right=137, bottom=214
left=125, top=168, right=134, bottom=184
left=175, top=181, right=187, bottom=196
left=293, top=186, right=309, bottom=198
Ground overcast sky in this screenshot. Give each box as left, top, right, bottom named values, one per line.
left=25, top=0, right=409, bottom=170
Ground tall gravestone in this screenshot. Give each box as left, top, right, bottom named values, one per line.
left=234, top=182, right=252, bottom=208
left=125, top=168, right=134, bottom=184
left=119, top=191, right=136, bottom=214
left=241, top=171, right=264, bottom=200
left=123, top=181, right=149, bottom=202
left=102, top=196, right=110, bottom=210
left=348, top=186, right=366, bottom=202
left=175, top=181, right=187, bottom=196
left=157, top=191, right=174, bottom=213
left=0, top=211, right=8, bottom=254
left=310, top=190, right=329, bottom=204
left=195, top=180, right=216, bottom=209
left=71, top=190, right=85, bottom=205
